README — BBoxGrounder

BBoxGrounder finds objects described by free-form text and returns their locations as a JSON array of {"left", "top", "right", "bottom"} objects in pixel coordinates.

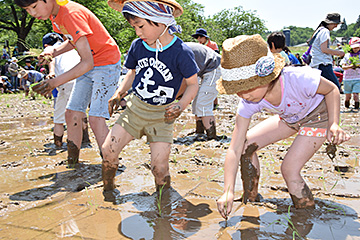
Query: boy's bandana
[{"left": 122, "top": 1, "right": 182, "bottom": 34}]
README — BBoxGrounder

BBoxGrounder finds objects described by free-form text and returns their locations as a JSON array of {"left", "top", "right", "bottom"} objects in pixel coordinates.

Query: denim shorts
[
  {"left": 67, "top": 60, "right": 121, "bottom": 119},
  {"left": 343, "top": 79, "right": 360, "bottom": 94}
]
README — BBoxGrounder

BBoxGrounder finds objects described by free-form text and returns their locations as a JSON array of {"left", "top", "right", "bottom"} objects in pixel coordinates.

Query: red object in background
[{"left": 334, "top": 71, "right": 343, "bottom": 83}]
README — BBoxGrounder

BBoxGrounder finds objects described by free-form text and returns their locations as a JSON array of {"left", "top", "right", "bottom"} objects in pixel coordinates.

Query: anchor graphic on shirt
[{"left": 135, "top": 67, "right": 174, "bottom": 104}]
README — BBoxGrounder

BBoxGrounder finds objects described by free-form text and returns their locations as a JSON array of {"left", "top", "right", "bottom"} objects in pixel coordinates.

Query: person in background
[
  {"left": 8, "top": 57, "right": 19, "bottom": 91},
  {"left": 295, "top": 53, "right": 303, "bottom": 65},
  {"left": 42, "top": 32, "right": 91, "bottom": 149},
  {"left": 0, "top": 76, "right": 13, "bottom": 93},
  {"left": 309, "top": 13, "right": 345, "bottom": 92},
  {"left": 284, "top": 46, "right": 300, "bottom": 65},
  {"left": 18, "top": 68, "right": 44, "bottom": 97},
  {"left": 267, "top": 31, "right": 290, "bottom": 65},
  {"left": 15, "top": 0, "right": 121, "bottom": 167},
  {"left": 24, "top": 58, "right": 35, "bottom": 70},
  {"left": 340, "top": 37, "right": 360, "bottom": 109},
  {"left": 12, "top": 46, "right": 19, "bottom": 57},
  {"left": 191, "top": 28, "right": 219, "bottom": 54},
  {"left": 185, "top": 42, "right": 221, "bottom": 140}
]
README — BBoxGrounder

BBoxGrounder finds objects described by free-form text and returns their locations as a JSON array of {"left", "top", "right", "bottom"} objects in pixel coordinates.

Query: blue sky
[{"left": 191, "top": 0, "right": 359, "bottom": 31}]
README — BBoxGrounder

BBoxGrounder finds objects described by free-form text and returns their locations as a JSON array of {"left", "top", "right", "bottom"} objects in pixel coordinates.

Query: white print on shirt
[
  {"left": 135, "top": 57, "right": 174, "bottom": 104},
  {"left": 135, "top": 67, "right": 174, "bottom": 105}
]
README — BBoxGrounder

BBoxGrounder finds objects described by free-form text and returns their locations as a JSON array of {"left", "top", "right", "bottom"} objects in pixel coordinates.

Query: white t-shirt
[{"left": 310, "top": 27, "right": 333, "bottom": 68}]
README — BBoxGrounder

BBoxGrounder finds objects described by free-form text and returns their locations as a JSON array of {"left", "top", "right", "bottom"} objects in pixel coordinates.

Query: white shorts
[
  {"left": 192, "top": 66, "right": 221, "bottom": 117},
  {"left": 54, "top": 81, "right": 74, "bottom": 124}
]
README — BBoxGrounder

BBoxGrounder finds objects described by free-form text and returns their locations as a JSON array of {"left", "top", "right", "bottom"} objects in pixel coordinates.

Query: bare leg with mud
[
  {"left": 202, "top": 116, "right": 217, "bottom": 140},
  {"left": 81, "top": 114, "right": 91, "bottom": 146},
  {"left": 281, "top": 135, "right": 325, "bottom": 209},
  {"left": 65, "top": 109, "right": 82, "bottom": 166},
  {"left": 150, "top": 142, "right": 171, "bottom": 192},
  {"left": 53, "top": 123, "right": 64, "bottom": 148},
  {"left": 101, "top": 124, "right": 134, "bottom": 204}
]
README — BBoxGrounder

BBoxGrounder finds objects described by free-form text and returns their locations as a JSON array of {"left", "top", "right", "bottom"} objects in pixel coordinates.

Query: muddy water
[{"left": 0, "top": 94, "right": 359, "bottom": 239}]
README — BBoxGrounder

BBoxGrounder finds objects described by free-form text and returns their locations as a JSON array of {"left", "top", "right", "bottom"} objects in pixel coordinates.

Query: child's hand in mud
[
  {"left": 327, "top": 123, "right": 350, "bottom": 145},
  {"left": 217, "top": 191, "right": 234, "bottom": 220},
  {"left": 108, "top": 91, "right": 127, "bottom": 116},
  {"left": 31, "top": 79, "right": 54, "bottom": 98},
  {"left": 164, "top": 103, "right": 182, "bottom": 123}
]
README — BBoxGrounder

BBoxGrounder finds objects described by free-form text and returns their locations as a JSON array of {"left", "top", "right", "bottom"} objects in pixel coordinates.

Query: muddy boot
[
  {"left": 355, "top": 102, "right": 359, "bottom": 109},
  {"left": 54, "top": 134, "right": 63, "bottom": 148},
  {"left": 81, "top": 117, "right": 91, "bottom": 147},
  {"left": 290, "top": 183, "right": 315, "bottom": 209},
  {"left": 67, "top": 140, "right": 80, "bottom": 167},
  {"left": 195, "top": 120, "right": 205, "bottom": 134},
  {"left": 102, "top": 160, "right": 121, "bottom": 205},
  {"left": 205, "top": 124, "right": 217, "bottom": 140},
  {"left": 155, "top": 175, "right": 171, "bottom": 192},
  {"left": 345, "top": 100, "right": 350, "bottom": 108}
]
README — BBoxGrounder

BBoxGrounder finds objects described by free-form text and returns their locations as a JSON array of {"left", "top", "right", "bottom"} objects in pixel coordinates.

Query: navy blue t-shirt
[{"left": 125, "top": 36, "right": 199, "bottom": 105}]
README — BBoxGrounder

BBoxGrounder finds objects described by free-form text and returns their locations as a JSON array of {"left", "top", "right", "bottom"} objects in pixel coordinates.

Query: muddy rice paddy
[{"left": 0, "top": 93, "right": 359, "bottom": 239}]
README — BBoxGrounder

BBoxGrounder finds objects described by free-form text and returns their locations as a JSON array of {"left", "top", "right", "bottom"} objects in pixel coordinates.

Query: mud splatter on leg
[
  {"left": 67, "top": 140, "right": 80, "bottom": 166},
  {"left": 102, "top": 159, "right": 121, "bottom": 204},
  {"left": 240, "top": 143, "right": 260, "bottom": 204},
  {"left": 290, "top": 183, "right": 315, "bottom": 209},
  {"left": 156, "top": 175, "right": 171, "bottom": 192},
  {"left": 81, "top": 116, "right": 91, "bottom": 145}
]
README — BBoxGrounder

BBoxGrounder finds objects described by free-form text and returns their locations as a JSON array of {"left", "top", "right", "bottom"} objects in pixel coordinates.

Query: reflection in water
[{"left": 118, "top": 188, "right": 212, "bottom": 239}]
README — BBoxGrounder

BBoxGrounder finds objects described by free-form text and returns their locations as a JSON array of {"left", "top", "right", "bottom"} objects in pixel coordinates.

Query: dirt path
[{"left": 0, "top": 93, "right": 359, "bottom": 239}]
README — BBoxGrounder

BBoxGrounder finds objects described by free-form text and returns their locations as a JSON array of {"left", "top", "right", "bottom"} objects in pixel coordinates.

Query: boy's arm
[
  {"left": 164, "top": 73, "right": 198, "bottom": 123},
  {"left": 316, "top": 76, "right": 350, "bottom": 144},
  {"left": 108, "top": 69, "right": 135, "bottom": 116},
  {"left": 32, "top": 36, "right": 94, "bottom": 96},
  {"left": 217, "top": 114, "right": 250, "bottom": 219}
]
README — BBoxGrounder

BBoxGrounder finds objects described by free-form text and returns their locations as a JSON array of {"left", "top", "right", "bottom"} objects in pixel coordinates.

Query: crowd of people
[{"left": 5, "top": 0, "right": 356, "bottom": 221}]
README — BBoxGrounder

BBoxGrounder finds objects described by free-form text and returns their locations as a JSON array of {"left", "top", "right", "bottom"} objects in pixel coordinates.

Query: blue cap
[
  {"left": 191, "top": 28, "right": 209, "bottom": 38},
  {"left": 42, "top": 33, "right": 64, "bottom": 47}
]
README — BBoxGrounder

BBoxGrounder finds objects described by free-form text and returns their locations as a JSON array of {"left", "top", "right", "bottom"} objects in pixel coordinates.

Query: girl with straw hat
[{"left": 216, "top": 34, "right": 350, "bottom": 219}]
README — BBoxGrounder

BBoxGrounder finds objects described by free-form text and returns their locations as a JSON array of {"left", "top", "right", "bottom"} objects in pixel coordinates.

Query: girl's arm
[
  {"left": 217, "top": 114, "right": 250, "bottom": 219},
  {"left": 320, "top": 40, "right": 345, "bottom": 57},
  {"left": 108, "top": 69, "right": 135, "bottom": 116},
  {"left": 164, "top": 73, "right": 198, "bottom": 123},
  {"left": 316, "top": 77, "right": 350, "bottom": 144}
]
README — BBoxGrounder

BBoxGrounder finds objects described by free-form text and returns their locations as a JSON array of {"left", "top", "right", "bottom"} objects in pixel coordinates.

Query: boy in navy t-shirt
[{"left": 102, "top": 0, "right": 199, "bottom": 204}]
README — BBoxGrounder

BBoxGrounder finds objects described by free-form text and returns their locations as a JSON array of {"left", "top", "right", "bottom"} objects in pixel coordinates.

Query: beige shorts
[
  {"left": 282, "top": 99, "right": 328, "bottom": 137},
  {"left": 115, "top": 94, "right": 174, "bottom": 143}
]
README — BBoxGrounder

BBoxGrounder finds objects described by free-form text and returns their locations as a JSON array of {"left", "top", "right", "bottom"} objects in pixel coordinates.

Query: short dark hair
[
  {"left": 14, "top": 0, "right": 46, "bottom": 8},
  {"left": 267, "top": 32, "right": 286, "bottom": 50},
  {"left": 122, "top": 12, "right": 159, "bottom": 27}
]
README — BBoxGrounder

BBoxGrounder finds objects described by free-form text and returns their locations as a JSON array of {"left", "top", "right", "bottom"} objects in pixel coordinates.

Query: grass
[
  {"left": 84, "top": 182, "right": 99, "bottom": 212},
  {"left": 156, "top": 183, "right": 166, "bottom": 217},
  {"left": 268, "top": 205, "right": 303, "bottom": 240}
]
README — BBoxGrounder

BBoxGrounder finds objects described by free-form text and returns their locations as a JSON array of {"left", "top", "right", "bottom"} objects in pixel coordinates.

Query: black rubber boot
[
  {"left": 355, "top": 101, "right": 359, "bottom": 109},
  {"left": 345, "top": 100, "right": 350, "bottom": 108}
]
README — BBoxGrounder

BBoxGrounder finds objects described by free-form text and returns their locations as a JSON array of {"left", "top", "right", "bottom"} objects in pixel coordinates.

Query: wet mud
[{"left": 0, "top": 94, "right": 359, "bottom": 239}]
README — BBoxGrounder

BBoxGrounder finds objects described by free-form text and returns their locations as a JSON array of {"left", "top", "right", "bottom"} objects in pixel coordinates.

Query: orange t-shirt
[
  {"left": 50, "top": 1, "right": 120, "bottom": 66},
  {"left": 206, "top": 40, "right": 219, "bottom": 52}
]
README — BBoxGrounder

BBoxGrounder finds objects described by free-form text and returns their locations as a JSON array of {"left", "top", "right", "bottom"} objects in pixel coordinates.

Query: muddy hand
[
  {"left": 38, "top": 53, "right": 53, "bottom": 65},
  {"left": 164, "top": 103, "right": 182, "bottom": 123},
  {"left": 108, "top": 91, "right": 127, "bottom": 116},
  {"left": 31, "top": 80, "right": 53, "bottom": 97},
  {"left": 217, "top": 191, "right": 234, "bottom": 220}
]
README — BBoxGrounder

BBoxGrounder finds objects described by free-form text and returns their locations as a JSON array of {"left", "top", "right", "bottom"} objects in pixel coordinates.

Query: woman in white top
[{"left": 310, "top": 13, "right": 345, "bottom": 91}]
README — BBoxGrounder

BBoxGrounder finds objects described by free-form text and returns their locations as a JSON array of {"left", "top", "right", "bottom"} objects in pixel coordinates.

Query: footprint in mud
[{"left": 174, "top": 133, "right": 230, "bottom": 146}]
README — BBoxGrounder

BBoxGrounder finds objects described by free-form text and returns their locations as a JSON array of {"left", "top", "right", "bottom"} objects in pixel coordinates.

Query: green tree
[
  {"left": 209, "top": 6, "right": 267, "bottom": 45},
  {"left": 0, "top": 0, "right": 36, "bottom": 51}
]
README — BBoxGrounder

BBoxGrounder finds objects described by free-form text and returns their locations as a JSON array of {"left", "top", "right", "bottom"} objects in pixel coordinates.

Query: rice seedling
[{"left": 156, "top": 183, "right": 166, "bottom": 217}]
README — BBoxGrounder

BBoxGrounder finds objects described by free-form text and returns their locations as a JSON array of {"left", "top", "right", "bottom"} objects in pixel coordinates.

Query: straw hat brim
[
  {"left": 107, "top": 0, "right": 183, "bottom": 17},
  {"left": 216, "top": 53, "right": 285, "bottom": 95}
]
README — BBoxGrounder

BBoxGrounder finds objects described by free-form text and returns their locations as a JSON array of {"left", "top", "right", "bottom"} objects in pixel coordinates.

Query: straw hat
[
  {"left": 216, "top": 34, "right": 285, "bottom": 95},
  {"left": 108, "top": 0, "right": 183, "bottom": 17}
]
